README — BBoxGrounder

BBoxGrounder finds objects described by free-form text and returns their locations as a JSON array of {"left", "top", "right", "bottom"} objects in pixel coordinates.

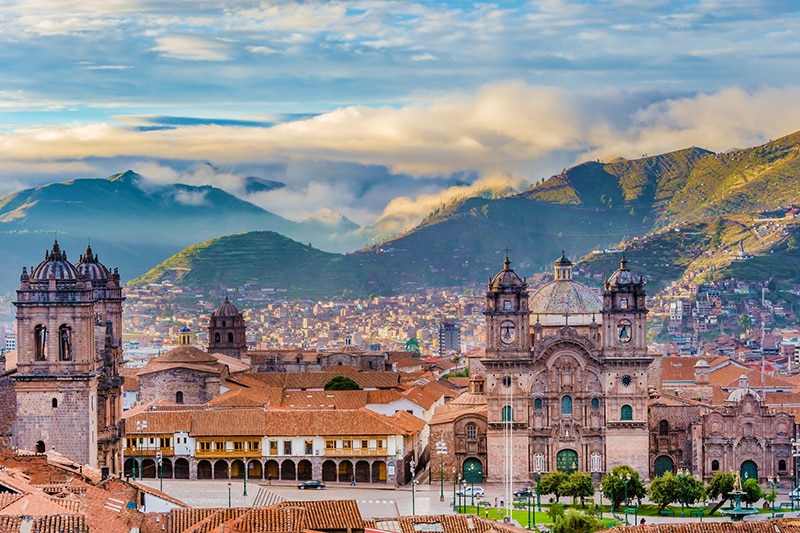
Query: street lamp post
[
  {"left": 436, "top": 441, "right": 447, "bottom": 502},
  {"left": 410, "top": 459, "right": 417, "bottom": 516},
  {"left": 679, "top": 462, "right": 687, "bottom": 517},
  {"left": 135, "top": 419, "right": 147, "bottom": 480},
  {"left": 768, "top": 476, "right": 779, "bottom": 518},
  {"left": 131, "top": 445, "right": 137, "bottom": 481},
  {"left": 461, "top": 478, "right": 467, "bottom": 513},
  {"left": 623, "top": 473, "right": 631, "bottom": 526},
  {"left": 243, "top": 459, "right": 248, "bottom": 496},
  {"left": 228, "top": 481, "right": 231, "bottom": 508},
  {"left": 792, "top": 439, "right": 800, "bottom": 510},
  {"left": 536, "top": 464, "right": 543, "bottom": 512},
  {"left": 453, "top": 469, "right": 458, "bottom": 512},
  {"left": 468, "top": 463, "right": 478, "bottom": 509}
]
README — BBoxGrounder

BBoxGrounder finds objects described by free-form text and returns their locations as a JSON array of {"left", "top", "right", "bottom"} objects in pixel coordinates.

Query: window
[
  {"left": 234, "top": 441, "right": 244, "bottom": 451},
  {"left": 215, "top": 441, "right": 225, "bottom": 451},
  {"left": 228, "top": 332, "right": 234, "bottom": 343},
  {"left": 283, "top": 441, "right": 292, "bottom": 455},
  {"left": 621, "top": 405, "right": 633, "bottom": 421},
  {"left": 534, "top": 398, "right": 543, "bottom": 409},
  {"left": 466, "top": 424, "right": 477, "bottom": 439},
  {"left": 361, "top": 439, "right": 368, "bottom": 449},
  {"left": 214, "top": 333, "right": 220, "bottom": 342},
  {"left": 270, "top": 441, "right": 278, "bottom": 455},
  {"left": 501, "top": 405, "right": 513, "bottom": 422},
  {"left": 779, "top": 459, "right": 787, "bottom": 471},
  {"left": 306, "top": 440, "right": 313, "bottom": 454},
  {"left": 58, "top": 324, "right": 72, "bottom": 361},
  {"left": 34, "top": 325, "right": 47, "bottom": 360},
  {"left": 325, "top": 440, "right": 336, "bottom": 450},
  {"left": 377, "top": 440, "right": 385, "bottom": 449},
  {"left": 343, "top": 439, "right": 352, "bottom": 449},
  {"left": 561, "top": 396, "right": 573, "bottom": 415},
  {"left": 52, "top": 398, "right": 58, "bottom": 408},
  {"left": 712, "top": 460, "right": 720, "bottom": 471},
  {"left": 659, "top": 419, "right": 669, "bottom": 436},
  {"left": 251, "top": 441, "right": 260, "bottom": 451},
  {"left": 198, "top": 441, "right": 212, "bottom": 451},
  {"left": 176, "top": 391, "right": 184, "bottom": 404},
  {"left": 591, "top": 398, "right": 599, "bottom": 409},
  {"left": 503, "top": 300, "right": 511, "bottom": 310},
  {"left": 160, "top": 437, "right": 172, "bottom": 448}
]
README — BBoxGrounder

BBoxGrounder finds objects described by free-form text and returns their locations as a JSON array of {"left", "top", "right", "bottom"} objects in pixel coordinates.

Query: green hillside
[{"left": 130, "top": 130, "right": 800, "bottom": 298}]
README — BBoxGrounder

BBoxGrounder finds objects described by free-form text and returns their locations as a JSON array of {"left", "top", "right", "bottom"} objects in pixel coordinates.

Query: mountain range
[{"left": 5, "top": 131, "right": 800, "bottom": 299}]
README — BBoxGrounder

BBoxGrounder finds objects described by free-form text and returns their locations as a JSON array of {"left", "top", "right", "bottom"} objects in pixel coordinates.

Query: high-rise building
[
  {"left": 438, "top": 321, "right": 460, "bottom": 357},
  {"left": 12, "top": 242, "right": 124, "bottom": 475}
]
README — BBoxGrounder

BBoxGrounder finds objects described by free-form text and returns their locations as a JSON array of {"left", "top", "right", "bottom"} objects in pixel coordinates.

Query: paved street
[{"left": 139, "top": 479, "right": 798, "bottom": 524}]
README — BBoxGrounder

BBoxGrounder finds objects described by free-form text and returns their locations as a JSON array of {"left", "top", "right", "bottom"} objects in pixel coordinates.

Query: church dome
[
  {"left": 605, "top": 256, "right": 642, "bottom": 289},
  {"left": 529, "top": 252, "right": 602, "bottom": 316},
  {"left": 76, "top": 244, "right": 110, "bottom": 280},
  {"left": 489, "top": 256, "right": 525, "bottom": 291},
  {"left": 726, "top": 373, "right": 761, "bottom": 403},
  {"left": 31, "top": 241, "right": 79, "bottom": 281},
  {"left": 212, "top": 297, "right": 240, "bottom": 317}
]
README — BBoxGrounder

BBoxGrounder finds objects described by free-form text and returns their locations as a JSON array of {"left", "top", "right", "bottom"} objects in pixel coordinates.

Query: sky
[{"left": 3, "top": 0, "right": 800, "bottom": 239}]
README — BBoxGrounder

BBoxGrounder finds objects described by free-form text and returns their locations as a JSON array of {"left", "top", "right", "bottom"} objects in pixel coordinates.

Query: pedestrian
[
  {"left": 351, "top": 475, "right": 356, "bottom": 486},
  {"left": 267, "top": 473, "right": 272, "bottom": 485},
  {"left": 495, "top": 497, "right": 498, "bottom": 507},
  {"left": 500, "top": 496, "right": 504, "bottom": 507},
  {"left": 640, "top": 518, "right": 646, "bottom": 525}
]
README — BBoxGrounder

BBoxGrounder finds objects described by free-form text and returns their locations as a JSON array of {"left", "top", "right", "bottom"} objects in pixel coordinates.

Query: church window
[
  {"left": 34, "top": 325, "right": 47, "bottom": 360},
  {"left": 501, "top": 405, "right": 513, "bottom": 422},
  {"left": 227, "top": 332, "right": 234, "bottom": 343},
  {"left": 621, "top": 405, "right": 633, "bottom": 420},
  {"left": 52, "top": 398, "right": 58, "bottom": 408},
  {"left": 58, "top": 324, "right": 72, "bottom": 361},
  {"left": 712, "top": 460, "right": 720, "bottom": 471},
  {"left": 36, "top": 441, "right": 45, "bottom": 453},
  {"left": 779, "top": 459, "right": 787, "bottom": 471},
  {"left": 467, "top": 424, "right": 477, "bottom": 439},
  {"left": 561, "top": 395, "right": 573, "bottom": 415},
  {"left": 591, "top": 398, "right": 599, "bottom": 409},
  {"left": 503, "top": 300, "right": 511, "bottom": 310},
  {"left": 214, "top": 333, "right": 220, "bottom": 343},
  {"left": 534, "top": 398, "right": 543, "bottom": 409},
  {"left": 620, "top": 298, "right": 628, "bottom": 309},
  {"left": 659, "top": 419, "right": 669, "bottom": 436},
  {"left": 176, "top": 391, "right": 184, "bottom": 404},
  {"left": 222, "top": 320, "right": 227, "bottom": 327}
]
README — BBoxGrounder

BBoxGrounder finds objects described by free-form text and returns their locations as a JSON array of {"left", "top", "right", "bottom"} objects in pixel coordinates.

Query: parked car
[
  {"left": 514, "top": 487, "right": 534, "bottom": 498},
  {"left": 298, "top": 479, "right": 325, "bottom": 490},
  {"left": 457, "top": 486, "right": 485, "bottom": 497}
]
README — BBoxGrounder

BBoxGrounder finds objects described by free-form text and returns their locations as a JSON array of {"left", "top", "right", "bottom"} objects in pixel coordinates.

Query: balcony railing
[
  {"left": 324, "top": 448, "right": 387, "bottom": 457},
  {"left": 195, "top": 449, "right": 263, "bottom": 458}
]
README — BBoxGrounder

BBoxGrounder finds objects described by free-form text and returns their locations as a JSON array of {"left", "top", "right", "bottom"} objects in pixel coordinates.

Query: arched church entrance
[
  {"left": 556, "top": 449, "right": 578, "bottom": 474},
  {"left": 653, "top": 455, "right": 674, "bottom": 477},
  {"left": 740, "top": 460, "right": 758, "bottom": 482},
  {"left": 463, "top": 457, "right": 483, "bottom": 482}
]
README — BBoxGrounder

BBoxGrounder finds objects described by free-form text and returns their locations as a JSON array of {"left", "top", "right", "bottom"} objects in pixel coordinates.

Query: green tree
[
  {"left": 540, "top": 471, "right": 570, "bottom": 502},
  {"left": 707, "top": 472, "right": 736, "bottom": 503},
  {"left": 675, "top": 472, "right": 706, "bottom": 510},
  {"left": 552, "top": 510, "right": 604, "bottom": 533},
  {"left": 600, "top": 465, "right": 646, "bottom": 511},
  {"left": 564, "top": 471, "right": 595, "bottom": 507},
  {"left": 741, "top": 478, "right": 763, "bottom": 507},
  {"left": 548, "top": 502, "right": 565, "bottom": 523},
  {"left": 738, "top": 314, "right": 753, "bottom": 332},
  {"left": 323, "top": 376, "right": 361, "bottom": 390},
  {"left": 648, "top": 472, "right": 679, "bottom": 511}
]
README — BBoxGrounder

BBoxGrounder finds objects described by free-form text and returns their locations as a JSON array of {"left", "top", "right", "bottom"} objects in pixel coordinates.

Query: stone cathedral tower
[
  {"left": 12, "top": 242, "right": 124, "bottom": 475},
  {"left": 207, "top": 296, "right": 247, "bottom": 357}
]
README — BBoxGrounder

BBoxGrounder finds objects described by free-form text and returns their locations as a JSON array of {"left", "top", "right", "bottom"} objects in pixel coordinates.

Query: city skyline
[{"left": 2, "top": 1, "right": 800, "bottom": 234}]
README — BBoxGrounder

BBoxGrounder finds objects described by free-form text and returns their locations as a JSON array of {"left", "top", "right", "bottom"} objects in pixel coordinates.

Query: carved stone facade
[{"left": 478, "top": 254, "right": 653, "bottom": 483}]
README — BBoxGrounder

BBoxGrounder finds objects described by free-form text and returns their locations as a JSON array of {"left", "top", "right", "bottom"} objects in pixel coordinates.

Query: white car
[{"left": 457, "top": 486, "right": 485, "bottom": 497}]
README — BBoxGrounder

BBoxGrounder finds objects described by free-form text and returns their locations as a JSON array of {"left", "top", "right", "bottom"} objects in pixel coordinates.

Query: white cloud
[{"left": 151, "top": 35, "right": 234, "bottom": 61}]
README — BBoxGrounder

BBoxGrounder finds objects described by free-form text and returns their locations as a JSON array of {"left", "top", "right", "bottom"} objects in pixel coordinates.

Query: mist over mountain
[{"left": 130, "top": 131, "right": 800, "bottom": 299}]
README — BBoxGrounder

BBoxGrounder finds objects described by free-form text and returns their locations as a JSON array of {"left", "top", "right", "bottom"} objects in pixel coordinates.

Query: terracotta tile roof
[
  {"left": 263, "top": 408, "right": 419, "bottom": 437},
  {"left": 605, "top": 518, "right": 800, "bottom": 533},
  {"left": 207, "top": 387, "right": 272, "bottom": 407},
  {"left": 0, "top": 515, "right": 88, "bottom": 532},
  {"left": 713, "top": 366, "right": 794, "bottom": 389},
  {"left": 366, "top": 390, "right": 404, "bottom": 404},
  {"left": 192, "top": 408, "right": 267, "bottom": 437},
  {"left": 402, "top": 385, "right": 439, "bottom": 410},
  {"left": 365, "top": 514, "right": 528, "bottom": 533},
  {"left": 279, "top": 390, "right": 368, "bottom": 410},
  {"left": 123, "top": 408, "right": 194, "bottom": 433},
  {"left": 273, "top": 500, "right": 363, "bottom": 531},
  {"left": 388, "top": 410, "right": 427, "bottom": 433},
  {"left": 248, "top": 371, "right": 400, "bottom": 391},
  {"left": 0, "top": 492, "right": 23, "bottom": 511},
  {"left": 430, "top": 404, "right": 487, "bottom": 425},
  {"left": 211, "top": 352, "right": 252, "bottom": 374},
  {"left": 661, "top": 357, "right": 713, "bottom": 382}
]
